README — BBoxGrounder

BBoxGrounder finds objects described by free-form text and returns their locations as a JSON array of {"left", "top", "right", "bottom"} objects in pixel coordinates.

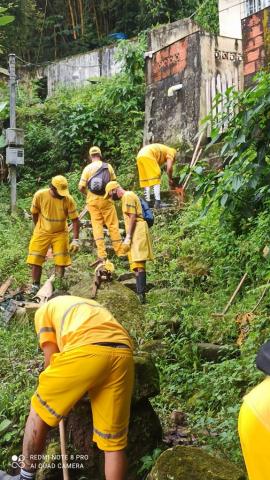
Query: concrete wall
[
  {"left": 242, "top": 6, "right": 270, "bottom": 87},
  {"left": 147, "top": 18, "right": 200, "bottom": 52},
  {"left": 144, "top": 30, "right": 243, "bottom": 146},
  {"left": 22, "top": 44, "right": 121, "bottom": 96},
  {"left": 219, "top": 0, "right": 242, "bottom": 39},
  {"left": 144, "top": 32, "right": 202, "bottom": 145}
]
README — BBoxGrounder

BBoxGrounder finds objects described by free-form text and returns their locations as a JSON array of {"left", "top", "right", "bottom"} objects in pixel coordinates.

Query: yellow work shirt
[
  {"left": 243, "top": 376, "right": 270, "bottom": 431},
  {"left": 35, "top": 295, "right": 133, "bottom": 352},
  {"left": 137, "top": 144, "right": 176, "bottom": 166},
  {"left": 121, "top": 191, "right": 144, "bottom": 231},
  {"left": 31, "top": 189, "right": 78, "bottom": 234},
  {"left": 121, "top": 191, "right": 153, "bottom": 263},
  {"left": 79, "top": 160, "right": 116, "bottom": 204}
]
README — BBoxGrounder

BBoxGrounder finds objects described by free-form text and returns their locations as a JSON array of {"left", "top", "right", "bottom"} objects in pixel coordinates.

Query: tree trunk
[
  {"left": 78, "top": 0, "right": 84, "bottom": 35},
  {"left": 67, "top": 0, "right": 77, "bottom": 39}
]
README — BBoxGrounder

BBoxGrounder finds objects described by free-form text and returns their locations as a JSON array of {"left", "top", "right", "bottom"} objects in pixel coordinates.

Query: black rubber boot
[
  {"left": 154, "top": 199, "right": 161, "bottom": 209},
  {"left": 136, "top": 270, "right": 147, "bottom": 304}
]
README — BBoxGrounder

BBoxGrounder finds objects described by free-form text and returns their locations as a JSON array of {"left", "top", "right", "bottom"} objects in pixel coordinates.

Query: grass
[{"left": 1, "top": 182, "right": 270, "bottom": 471}]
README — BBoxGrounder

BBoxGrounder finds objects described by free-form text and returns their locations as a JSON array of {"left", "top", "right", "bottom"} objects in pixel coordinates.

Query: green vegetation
[
  {"left": 2, "top": 22, "right": 270, "bottom": 477},
  {"left": 0, "top": 0, "right": 218, "bottom": 65}
]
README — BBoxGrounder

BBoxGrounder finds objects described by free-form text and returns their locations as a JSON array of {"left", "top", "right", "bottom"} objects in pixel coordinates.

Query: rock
[
  {"left": 69, "top": 279, "right": 146, "bottom": 347},
  {"left": 197, "top": 343, "right": 240, "bottom": 362},
  {"left": 133, "top": 353, "right": 160, "bottom": 402},
  {"left": 63, "top": 396, "right": 163, "bottom": 480},
  {"left": 121, "top": 277, "right": 154, "bottom": 293},
  {"left": 140, "top": 340, "right": 166, "bottom": 355},
  {"left": 117, "top": 272, "right": 134, "bottom": 282},
  {"left": 146, "top": 446, "right": 246, "bottom": 480}
]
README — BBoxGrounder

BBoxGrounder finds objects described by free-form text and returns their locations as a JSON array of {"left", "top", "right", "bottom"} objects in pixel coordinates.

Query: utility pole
[{"left": 9, "top": 53, "right": 16, "bottom": 213}]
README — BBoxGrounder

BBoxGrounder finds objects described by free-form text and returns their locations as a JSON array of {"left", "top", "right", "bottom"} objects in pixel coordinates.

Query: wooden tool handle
[{"left": 59, "top": 419, "right": 69, "bottom": 480}]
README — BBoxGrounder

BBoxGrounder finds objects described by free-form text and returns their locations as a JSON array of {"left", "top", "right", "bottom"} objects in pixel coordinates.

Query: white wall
[{"left": 219, "top": 0, "right": 242, "bottom": 39}]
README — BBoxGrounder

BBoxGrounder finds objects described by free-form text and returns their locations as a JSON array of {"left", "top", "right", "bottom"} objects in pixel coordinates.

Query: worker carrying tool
[
  {"left": 136, "top": 143, "right": 177, "bottom": 208},
  {"left": 78, "top": 146, "right": 122, "bottom": 264},
  {"left": 238, "top": 340, "right": 270, "bottom": 480},
  {"left": 26, "top": 176, "right": 80, "bottom": 296},
  {"left": 104, "top": 181, "right": 153, "bottom": 304},
  {"left": 0, "top": 295, "right": 134, "bottom": 480}
]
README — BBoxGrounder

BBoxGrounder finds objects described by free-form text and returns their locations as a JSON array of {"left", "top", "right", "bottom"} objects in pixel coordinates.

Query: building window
[{"left": 246, "top": 0, "right": 270, "bottom": 16}]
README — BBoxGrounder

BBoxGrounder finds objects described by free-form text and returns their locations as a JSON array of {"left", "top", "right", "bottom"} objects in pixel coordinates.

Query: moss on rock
[
  {"left": 146, "top": 446, "right": 246, "bottom": 480},
  {"left": 69, "top": 279, "right": 145, "bottom": 347}
]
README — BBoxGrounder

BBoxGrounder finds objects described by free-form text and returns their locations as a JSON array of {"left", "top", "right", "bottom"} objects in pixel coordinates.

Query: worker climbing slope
[
  {"left": 0, "top": 295, "right": 134, "bottom": 480},
  {"left": 79, "top": 146, "right": 122, "bottom": 263},
  {"left": 136, "top": 143, "right": 177, "bottom": 208},
  {"left": 26, "top": 175, "right": 80, "bottom": 295},
  {"left": 104, "top": 181, "right": 153, "bottom": 304}
]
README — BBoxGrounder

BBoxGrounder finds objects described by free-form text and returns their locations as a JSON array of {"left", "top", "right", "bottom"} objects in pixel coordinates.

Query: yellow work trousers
[
  {"left": 238, "top": 402, "right": 270, "bottom": 479},
  {"left": 137, "top": 155, "right": 161, "bottom": 188},
  {"left": 88, "top": 197, "right": 122, "bottom": 259}
]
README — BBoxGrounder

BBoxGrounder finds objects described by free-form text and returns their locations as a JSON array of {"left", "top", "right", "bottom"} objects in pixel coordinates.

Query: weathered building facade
[
  {"left": 242, "top": 6, "right": 270, "bottom": 87},
  {"left": 144, "top": 20, "right": 243, "bottom": 145}
]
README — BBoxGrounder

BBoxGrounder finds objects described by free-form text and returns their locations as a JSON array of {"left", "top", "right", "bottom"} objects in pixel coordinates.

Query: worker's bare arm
[
  {"left": 32, "top": 213, "right": 39, "bottom": 225},
  {"left": 72, "top": 217, "right": 80, "bottom": 239},
  {"left": 79, "top": 186, "right": 86, "bottom": 195},
  {"left": 42, "top": 341, "right": 60, "bottom": 368},
  {"left": 126, "top": 213, "right": 137, "bottom": 238}
]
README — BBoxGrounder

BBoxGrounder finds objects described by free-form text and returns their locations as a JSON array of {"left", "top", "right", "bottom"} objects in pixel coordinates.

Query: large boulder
[
  {"left": 146, "top": 446, "right": 246, "bottom": 480},
  {"left": 69, "top": 278, "right": 146, "bottom": 347}
]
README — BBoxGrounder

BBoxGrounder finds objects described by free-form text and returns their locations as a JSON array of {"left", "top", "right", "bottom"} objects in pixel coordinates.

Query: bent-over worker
[
  {"left": 104, "top": 181, "right": 153, "bottom": 304},
  {"left": 0, "top": 295, "right": 134, "bottom": 480},
  {"left": 136, "top": 143, "right": 177, "bottom": 208},
  {"left": 79, "top": 146, "right": 122, "bottom": 264},
  {"left": 26, "top": 175, "right": 79, "bottom": 295}
]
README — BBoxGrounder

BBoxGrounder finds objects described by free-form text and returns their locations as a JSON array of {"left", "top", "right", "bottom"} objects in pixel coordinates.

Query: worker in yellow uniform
[
  {"left": 136, "top": 143, "right": 177, "bottom": 208},
  {"left": 0, "top": 295, "right": 134, "bottom": 480},
  {"left": 27, "top": 176, "right": 79, "bottom": 295},
  {"left": 79, "top": 146, "right": 122, "bottom": 264},
  {"left": 104, "top": 181, "right": 153, "bottom": 304},
  {"left": 238, "top": 340, "right": 270, "bottom": 480}
]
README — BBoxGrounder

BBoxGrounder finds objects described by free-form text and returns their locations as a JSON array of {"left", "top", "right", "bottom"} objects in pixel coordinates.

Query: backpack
[
  {"left": 87, "top": 162, "right": 110, "bottom": 195},
  {"left": 140, "top": 197, "right": 154, "bottom": 228}
]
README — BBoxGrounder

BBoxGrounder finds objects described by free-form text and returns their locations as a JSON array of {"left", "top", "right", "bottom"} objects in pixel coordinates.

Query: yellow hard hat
[
  {"left": 104, "top": 180, "right": 120, "bottom": 199},
  {"left": 89, "top": 146, "right": 102, "bottom": 156},
  {"left": 51, "top": 175, "right": 69, "bottom": 197}
]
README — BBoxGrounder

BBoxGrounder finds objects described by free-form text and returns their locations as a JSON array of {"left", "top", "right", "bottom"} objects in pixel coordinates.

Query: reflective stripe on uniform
[
  {"left": 93, "top": 426, "right": 127, "bottom": 439},
  {"left": 40, "top": 213, "right": 66, "bottom": 222},
  {"left": 35, "top": 392, "right": 64, "bottom": 420},
  {"left": 60, "top": 301, "right": 104, "bottom": 335},
  {"left": 38, "top": 326, "right": 55, "bottom": 339}
]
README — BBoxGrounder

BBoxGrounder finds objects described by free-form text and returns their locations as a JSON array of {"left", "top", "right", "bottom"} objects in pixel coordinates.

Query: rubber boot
[
  {"left": 136, "top": 270, "right": 147, "bottom": 304},
  {"left": 154, "top": 199, "right": 161, "bottom": 209}
]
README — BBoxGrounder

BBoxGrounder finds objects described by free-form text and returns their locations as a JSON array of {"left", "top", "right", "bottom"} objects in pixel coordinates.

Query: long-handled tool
[
  {"left": 212, "top": 272, "right": 248, "bottom": 317},
  {"left": 172, "top": 131, "right": 204, "bottom": 204},
  {"left": 59, "top": 419, "right": 69, "bottom": 480}
]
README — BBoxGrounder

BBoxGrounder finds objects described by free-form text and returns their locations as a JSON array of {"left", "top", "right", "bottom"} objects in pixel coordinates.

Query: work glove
[
  {"left": 70, "top": 238, "right": 80, "bottom": 253},
  {"left": 118, "top": 235, "right": 131, "bottom": 256}
]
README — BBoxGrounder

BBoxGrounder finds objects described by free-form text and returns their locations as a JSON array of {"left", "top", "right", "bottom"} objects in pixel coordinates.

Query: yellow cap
[
  {"left": 51, "top": 175, "right": 69, "bottom": 197},
  {"left": 89, "top": 146, "right": 102, "bottom": 156},
  {"left": 104, "top": 180, "right": 120, "bottom": 199}
]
